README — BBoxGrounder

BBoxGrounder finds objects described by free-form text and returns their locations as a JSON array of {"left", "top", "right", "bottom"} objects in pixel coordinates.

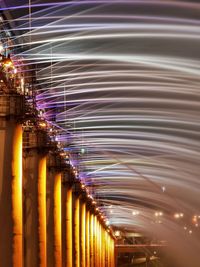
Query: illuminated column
[
  {"left": 61, "top": 180, "right": 67, "bottom": 267},
  {"left": 105, "top": 232, "right": 108, "bottom": 267},
  {"left": 0, "top": 114, "right": 23, "bottom": 267},
  {"left": 86, "top": 209, "right": 90, "bottom": 267},
  {"left": 73, "top": 189, "right": 80, "bottom": 267},
  {"left": 80, "top": 201, "right": 86, "bottom": 267},
  {"left": 90, "top": 213, "right": 94, "bottom": 267},
  {"left": 112, "top": 238, "right": 115, "bottom": 267},
  {"left": 101, "top": 225, "right": 105, "bottom": 267},
  {"left": 94, "top": 215, "right": 97, "bottom": 266},
  {"left": 108, "top": 235, "right": 111, "bottom": 267},
  {"left": 23, "top": 128, "right": 48, "bottom": 267},
  {"left": 99, "top": 223, "right": 102, "bottom": 267},
  {"left": 0, "top": 93, "right": 24, "bottom": 267},
  {"left": 66, "top": 186, "right": 73, "bottom": 267},
  {"left": 96, "top": 220, "right": 100, "bottom": 267},
  {"left": 47, "top": 153, "right": 63, "bottom": 267},
  {"left": 54, "top": 173, "right": 62, "bottom": 267}
]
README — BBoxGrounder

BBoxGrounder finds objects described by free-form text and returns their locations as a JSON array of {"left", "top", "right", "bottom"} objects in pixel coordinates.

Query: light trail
[{"left": 2, "top": 1, "right": 200, "bottom": 265}]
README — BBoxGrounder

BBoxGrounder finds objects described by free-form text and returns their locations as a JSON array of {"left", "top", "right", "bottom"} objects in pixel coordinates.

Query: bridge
[{"left": 0, "top": 1, "right": 200, "bottom": 267}]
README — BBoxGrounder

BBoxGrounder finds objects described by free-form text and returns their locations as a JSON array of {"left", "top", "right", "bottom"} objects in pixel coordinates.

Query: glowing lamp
[
  {"left": 106, "top": 220, "right": 110, "bottom": 226},
  {"left": 2, "top": 57, "right": 13, "bottom": 67},
  {"left": 115, "top": 231, "right": 120, "bottom": 237},
  {"left": 81, "top": 184, "right": 85, "bottom": 189},
  {"left": 39, "top": 121, "right": 46, "bottom": 128}
]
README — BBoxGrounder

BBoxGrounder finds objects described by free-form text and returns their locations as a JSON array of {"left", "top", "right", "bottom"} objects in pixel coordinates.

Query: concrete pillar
[
  {"left": 74, "top": 195, "right": 80, "bottom": 267},
  {"left": 96, "top": 220, "right": 101, "bottom": 267},
  {"left": 0, "top": 120, "right": 23, "bottom": 267},
  {"left": 38, "top": 156, "right": 47, "bottom": 267},
  {"left": 23, "top": 144, "right": 47, "bottom": 267},
  {"left": 61, "top": 183, "right": 67, "bottom": 267},
  {"left": 101, "top": 225, "right": 105, "bottom": 267},
  {"left": 105, "top": 232, "right": 108, "bottom": 267},
  {"left": 80, "top": 202, "right": 86, "bottom": 267},
  {"left": 94, "top": 215, "right": 97, "bottom": 266},
  {"left": 86, "top": 209, "right": 90, "bottom": 267},
  {"left": 99, "top": 223, "right": 102, "bottom": 267},
  {"left": 108, "top": 236, "right": 112, "bottom": 267},
  {"left": 54, "top": 173, "right": 62, "bottom": 267},
  {"left": 47, "top": 152, "right": 63, "bottom": 267},
  {"left": 66, "top": 187, "right": 73, "bottom": 267},
  {"left": 90, "top": 213, "right": 94, "bottom": 267},
  {"left": 110, "top": 238, "right": 114, "bottom": 267},
  {"left": 46, "top": 160, "right": 55, "bottom": 267}
]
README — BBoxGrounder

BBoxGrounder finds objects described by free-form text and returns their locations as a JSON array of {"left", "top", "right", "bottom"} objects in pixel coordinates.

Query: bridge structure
[
  {"left": 0, "top": 62, "right": 115, "bottom": 267},
  {"left": 0, "top": 2, "right": 200, "bottom": 267}
]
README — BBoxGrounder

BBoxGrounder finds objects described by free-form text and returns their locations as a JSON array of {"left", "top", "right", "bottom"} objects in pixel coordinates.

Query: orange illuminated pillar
[
  {"left": 38, "top": 156, "right": 47, "bottom": 267},
  {"left": 96, "top": 220, "right": 100, "bottom": 267},
  {"left": 86, "top": 209, "right": 90, "bottom": 267},
  {"left": 101, "top": 225, "right": 105, "bottom": 267},
  {"left": 74, "top": 195, "right": 80, "bottom": 267},
  {"left": 94, "top": 215, "right": 97, "bottom": 266},
  {"left": 47, "top": 152, "right": 63, "bottom": 267},
  {"left": 99, "top": 222, "right": 102, "bottom": 267},
  {"left": 111, "top": 238, "right": 115, "bottom": 267},
  {"left": 61, "top": 180, "right": 67, "bottom": 267},
  {"left": 80, "top": 201, "right": 86, "bottom": 267},
  {"left": 54, "top": 173, "right": 62, "bottom": 267},
  {"left": 105, "top": 232, "right": 108, "bottom": 267},
  {"left": 23, "top": 129, "right": 48, "bottom": 267},
  {"left": 66, "top": 187, "right": 73, "bottom": 267},
  {"left": 90, "top": 213, "right": 94, "bottom": 267},
  {"left": 0, "top": 123, "right": 23, "bottom": 266}
]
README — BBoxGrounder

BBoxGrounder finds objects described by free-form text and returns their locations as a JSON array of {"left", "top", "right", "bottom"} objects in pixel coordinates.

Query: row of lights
[
  {"left": 0, "top": 35, "right": 113, "bottom": 237},
  {"left": 26, "top": 82, "right": 112, "bottom": 235}
]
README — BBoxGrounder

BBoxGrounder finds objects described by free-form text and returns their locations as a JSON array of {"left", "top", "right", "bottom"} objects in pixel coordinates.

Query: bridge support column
[
  {"left": 53, "top": 173, "right": 62, "bottom": 267},
  {"left": 0, "top": 122, "right": 23, "bottom": 267},
  {"left": 101, "top": 225, "right": 105, "bottom": 267},
  {"left": 86, "top": 209, "right": 90, "bottom": 267},
  {"left": 94, "top": 215, "right": 97, "bottom": 267},
  {"left": 74, "top": 194, "right": 80, "bottom": 267},
  {"left": 96, "top": 220, "right": 100, "bottom": 267},
  {"left": 47, "top": 152, "right": 64, "bottom": 267},
  {"left": 99, "top": 223, "right": 102, "bottom": 267},
  {"left": 105, "top": 232, "right": 109, "bottom": 267},
  {"left": 80, "top": 201, "right": 86, "bottom": 267},
  {"left": 111, "top": 238, "right": 115, "bottom": 267},
  {"left": 23, "top": 128, "right": 48, "bottom": 267},
  {"left": 47, "top": 164, "right": 62, "bottom": 267},
  {"left": 90, "top": 213, "right": 94, "bottom": 267},
  {"left": 66, "top": 186, "right": 73, "bottom": 267},
  {"left": 61, "top": 181, "right": 66, "bottom": 267}
]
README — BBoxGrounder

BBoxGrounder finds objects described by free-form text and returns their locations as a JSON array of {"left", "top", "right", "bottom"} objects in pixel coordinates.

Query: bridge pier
[
  {"left": 90, "top": 213, "right": 94, "bottom": 267},
  {"left": 47, "top": 152, "right": 63, "bottom": 267},
  {"left": 86, "top": 209, "right": 90, "bottom": 267},
  {"left": 73, "top": 192, "right": 80, "bottom": 267},
  {"left": 65, "top": 185, "right": 73, "bottom": 267},
  {"left": 23, "top": 128, "right": 48, "bottom": 267},
  {"left": 0, "top": 90, "right": 115, "bottom": 267},
  {"left": 80, "top": 201, "right": 86, "bottom": 267},
  {"left": 0, "top": 94, "right": 24, "bottom": 267}
]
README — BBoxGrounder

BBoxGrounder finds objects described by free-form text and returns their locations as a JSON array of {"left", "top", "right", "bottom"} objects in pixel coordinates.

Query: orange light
[
  {"left": 54, "top": 173, "right": 62, "bottom": 267},
  {"left": 12, "top": 124, "right": 23, "bottom": 266},
  {"left": 3, "top": 57, "right": 13, "bottom": 67},
  {"left": 39, "top": 121, "right": 46, "bottom": 128}
]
